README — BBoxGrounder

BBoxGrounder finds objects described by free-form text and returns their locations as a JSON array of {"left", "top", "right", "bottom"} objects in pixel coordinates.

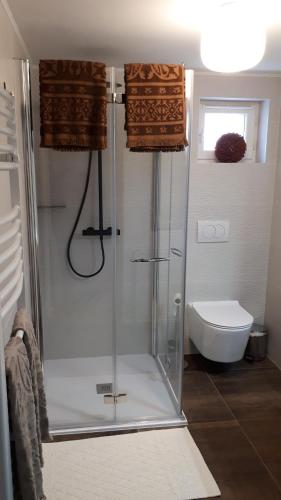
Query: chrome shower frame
[{"left": 20, "top": 59, "right": 44, "bottom": 359}]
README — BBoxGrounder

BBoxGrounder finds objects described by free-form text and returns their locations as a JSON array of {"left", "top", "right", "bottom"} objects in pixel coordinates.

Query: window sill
[{"left": 196, "top": 158, "right": 265, "bottom": 166}]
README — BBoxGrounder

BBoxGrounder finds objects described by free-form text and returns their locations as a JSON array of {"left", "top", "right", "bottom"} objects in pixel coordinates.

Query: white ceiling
[{"left": 7, "top": 0, "right": 281, "bottom": 71}]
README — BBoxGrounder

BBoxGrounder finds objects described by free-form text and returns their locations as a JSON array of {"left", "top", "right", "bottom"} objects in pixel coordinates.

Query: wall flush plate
[{"left": 197, "top": 220, "right": 230, "bottom": 243}]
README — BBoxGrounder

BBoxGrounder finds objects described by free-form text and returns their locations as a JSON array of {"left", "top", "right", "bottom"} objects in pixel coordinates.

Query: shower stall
[{"left": 27, "top": 65, "right": 191, "bottom": 434}]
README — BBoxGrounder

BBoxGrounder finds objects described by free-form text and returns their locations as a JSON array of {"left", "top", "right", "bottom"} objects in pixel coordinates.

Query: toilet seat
[{"left": 192, "top": 300, "right": 253, "bottom": 330}]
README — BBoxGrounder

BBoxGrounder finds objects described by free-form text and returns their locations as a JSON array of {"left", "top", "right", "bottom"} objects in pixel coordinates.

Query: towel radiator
[{"left": 0, "top": 78, "right": 26, "bottom": 500}]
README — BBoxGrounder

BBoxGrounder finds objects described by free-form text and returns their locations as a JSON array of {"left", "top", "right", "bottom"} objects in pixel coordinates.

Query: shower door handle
[
  {"left": 171, "top": 247, "right": 183, "bottom": 257},
  {"left": 130, "top": 257, "right": 170, "bottom": 263}
]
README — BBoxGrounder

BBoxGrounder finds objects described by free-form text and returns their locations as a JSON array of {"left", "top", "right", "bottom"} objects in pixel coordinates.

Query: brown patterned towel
[
  {"left": 5, "top": 337, "right": 46, "bottom": 500},
  {"left": 124, "top": 63, "right": 188, "bottom": 152},
  {"left": 40, "top": 60, "right": 107, "bottom": 151},
  {"left": 12, "top": 309, "right": 51, "bottom": 467}
]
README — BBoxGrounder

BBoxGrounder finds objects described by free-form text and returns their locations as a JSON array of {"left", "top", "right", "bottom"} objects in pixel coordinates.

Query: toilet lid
[{"left": 192, "top": 301, "right": 253, "bottom": 329}]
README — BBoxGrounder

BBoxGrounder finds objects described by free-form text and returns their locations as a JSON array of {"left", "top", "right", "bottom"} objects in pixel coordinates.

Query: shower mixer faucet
[{"left": 82, "top": 226, "right": 121, "bottom": 237}]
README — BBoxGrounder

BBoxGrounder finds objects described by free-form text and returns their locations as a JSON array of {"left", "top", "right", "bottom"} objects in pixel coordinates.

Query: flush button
[
  {"left": 202, "top": 224, "right": 216, "bottom": 239},
  {"left": 197, "top": 220, "right": 230, "bottom": 243}
]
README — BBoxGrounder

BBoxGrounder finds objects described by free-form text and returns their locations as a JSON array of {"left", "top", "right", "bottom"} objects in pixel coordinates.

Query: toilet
[{"left": 188, "top": 301, "right": 254, "bottom": 363}]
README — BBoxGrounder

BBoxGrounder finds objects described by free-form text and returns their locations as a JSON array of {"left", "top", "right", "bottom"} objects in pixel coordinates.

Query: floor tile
[
  {"left": 210, "top": 369, "right": 281, "bottom": 420},
  {"left": 189, "top": 421, "right": 281, "bottom": 500},
  {"left": 184, "top": 354, "right": 277, "bottom": 374},
  {"left": 240, "top": 418, "right": 281, "bottom": 490},
  {"left": 184, "top": 354, "right": 207, "bottom": 371},
  {"left": 226, "top": 358, "right": 277, "bottom": 372},
  {"left": 182, "top": 371, "right": 234, "bottom": 423}
]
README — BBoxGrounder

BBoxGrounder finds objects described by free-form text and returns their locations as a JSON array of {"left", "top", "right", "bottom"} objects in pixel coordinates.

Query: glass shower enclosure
[{"left": 28, "top": 65, "right": 191, "bottom": 434}]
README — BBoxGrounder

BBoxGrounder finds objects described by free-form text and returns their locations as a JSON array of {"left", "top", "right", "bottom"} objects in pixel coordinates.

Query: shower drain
[{"left": 96, "top": 383, "right": 113, "bottom": 394}]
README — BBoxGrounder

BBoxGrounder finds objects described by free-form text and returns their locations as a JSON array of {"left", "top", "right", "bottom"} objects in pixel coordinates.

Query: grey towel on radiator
[
  {"left": 5, "top": 337, "right": 46, "bottom": 500},
  {"left": 12, "top": 309, "right": 51, "bottom": 465}
]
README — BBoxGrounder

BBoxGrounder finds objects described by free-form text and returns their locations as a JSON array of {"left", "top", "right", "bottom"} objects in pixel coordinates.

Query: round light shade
[{"left": 200, "top": 1, "right": 266, "bottom": 72}]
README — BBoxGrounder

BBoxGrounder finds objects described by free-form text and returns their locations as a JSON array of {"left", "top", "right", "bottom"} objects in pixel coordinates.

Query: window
[{"left": 198, "top": 100, "right": 260, "bottom": 161}]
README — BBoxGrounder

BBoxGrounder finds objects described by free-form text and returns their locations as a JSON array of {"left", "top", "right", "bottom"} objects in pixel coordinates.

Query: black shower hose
[{"left": 66, "top": 151, "right": 105, "bottom": 278}]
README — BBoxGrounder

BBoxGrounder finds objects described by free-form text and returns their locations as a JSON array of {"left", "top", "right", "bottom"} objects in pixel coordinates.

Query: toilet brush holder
[{"left": 245, "top": 324, "right": 268, "bottom": 362}]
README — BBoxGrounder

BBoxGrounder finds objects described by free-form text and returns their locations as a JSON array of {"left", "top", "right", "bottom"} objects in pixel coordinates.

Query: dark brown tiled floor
[{"left": 183, "top": 354, "right": 281, "bottom": 499}]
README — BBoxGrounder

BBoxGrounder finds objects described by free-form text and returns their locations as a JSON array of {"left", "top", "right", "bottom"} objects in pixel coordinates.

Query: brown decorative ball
[{"left": 215, "top": 133, "right": 247, "bottom": 163}]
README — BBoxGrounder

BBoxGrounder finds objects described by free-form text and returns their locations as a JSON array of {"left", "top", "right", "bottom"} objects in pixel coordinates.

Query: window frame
[{"left": 198, "top": 99, "right": 259, "bottom": 161}]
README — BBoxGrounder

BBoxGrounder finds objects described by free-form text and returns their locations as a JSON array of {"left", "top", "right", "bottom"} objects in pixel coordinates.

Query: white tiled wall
[
  {"left": 185, "top": 72, "right": 281, "bottom": 353},
  {"left": 32, "top": 67, "right": 189, "bottom": 361},
  {"left": 32, "top": 68, "right": 156, "bottom": 359}
]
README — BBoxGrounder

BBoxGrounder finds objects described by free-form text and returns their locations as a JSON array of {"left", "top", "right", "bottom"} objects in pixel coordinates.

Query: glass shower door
[
  {"left": 114, "top": 148, "right": 176, "bottom": 424},
  {"left": 113, "top": 67, "right": 188, "bottom": 424},
  {"left": 32, "top": 66, "right": 116, "bottom": 431},
  {"left": 156, "top": 151, "right": 188, "bottom": 409}
]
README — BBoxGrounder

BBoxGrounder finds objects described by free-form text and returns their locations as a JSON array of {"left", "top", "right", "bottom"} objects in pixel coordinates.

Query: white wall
[
  {"left": 33, "top": 65, "right": 281, "bottom": 360},
  {"left": 0, "top": 1, "right": 28, "bottom": 59},
  {"left": 0, "top": 0, "right": 28, "bottom": 218},
  {"left": 32, "top": 66, "right": 189, "bottom": 361},
  {"left": 185, "top": 72, "right": 281, "bottom": 353},
  {"left": 0, "top": 2, "right": 30, "bottom": 340},
  {"left": 32, "top": 68, "right": 155, "bottom": 359},
  {"left": 265, "top": 127, "right": 281, "bottom": 368}
]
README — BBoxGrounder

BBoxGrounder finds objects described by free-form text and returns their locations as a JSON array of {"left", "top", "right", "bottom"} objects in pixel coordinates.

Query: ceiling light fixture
[{"left": 200, "top": 1, "right": 266, "bottom": 72}]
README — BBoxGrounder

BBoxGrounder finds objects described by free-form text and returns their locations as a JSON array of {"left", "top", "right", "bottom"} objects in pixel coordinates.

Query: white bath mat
[{"left": 43, "top": 428, "right": 220, "bottom": 500}]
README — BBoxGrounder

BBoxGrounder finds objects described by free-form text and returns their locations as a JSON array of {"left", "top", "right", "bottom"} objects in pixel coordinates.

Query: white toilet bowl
[{"left": 188, "top": 300, "right": 253, "bottom": 363}]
